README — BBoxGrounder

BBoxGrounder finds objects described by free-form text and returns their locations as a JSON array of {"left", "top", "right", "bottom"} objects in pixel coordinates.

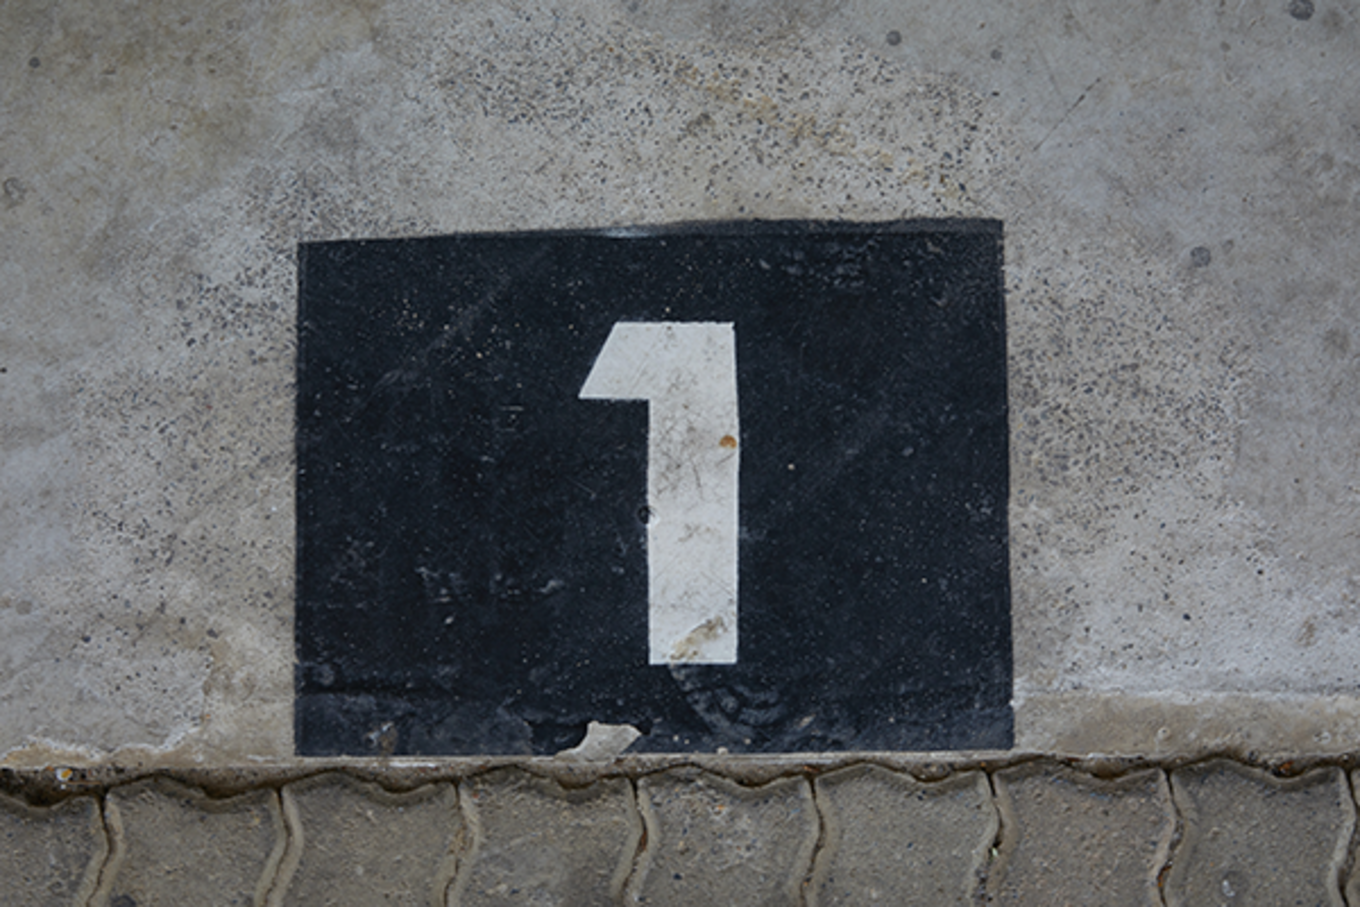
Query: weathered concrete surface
[
  {"left": 97, "top": 778, "right": 284, "bottom": 907},
  {"left": 989, "top": 763, "right": 1173, "bottom": 906},
  {"left": 1166, "top": 760, "right": 1354, "bottom": 907},
  {"left": 631, "top": 768, "right": 817, "bottom": 905},
  {"left": 809, "top": 764, "right": 996, "bottom": 905},
  {"left": 276, "top": 773, "right": 462, "bottom": 906},
  {"left": 456, "top": 768, "right": 640, "bottom": 906},
  {"left": 0, "top": 790, "right": 105, "bottom": 906},
  {"left": 1, "top": 0, "right": 1358, "bottom": 763}
]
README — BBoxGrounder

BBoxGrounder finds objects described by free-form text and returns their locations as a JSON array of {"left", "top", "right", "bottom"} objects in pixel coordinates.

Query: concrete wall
[{"left": 1, "top": 0, "right": 1357, "bottom": 764}]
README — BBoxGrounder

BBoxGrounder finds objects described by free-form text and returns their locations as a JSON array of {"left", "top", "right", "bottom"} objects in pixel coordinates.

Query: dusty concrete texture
[
  {"left": 809, "top": 764, "right": 996, "bottom": 905},
  {"left": 0, "top": 0, "right": 1358, "bottom": 764},
  {"left": 631, "top": 768, "right": 817, "bottom": 905},
  {"left": 456, "top": 768, "right": 640, "bottom": 906},
  {"left": 97, "top": 777, "right": 285, "bottom": 907},
  {"left": 275, "top": 772, "right": 463, "bottom": 906},
  {"left": 1166, "top": 759, "right": 1355, "bottom": 906},
  {"left": 989, "top": 763, "right": 1173, "bottom": 906},
  {"left": 0, "top": 790, "right": 105, "bottom": 905}
]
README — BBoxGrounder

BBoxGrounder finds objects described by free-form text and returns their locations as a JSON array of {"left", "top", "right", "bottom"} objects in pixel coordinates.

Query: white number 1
[{"left": 580, "top": 322, "right": 739, "bottom": 665}]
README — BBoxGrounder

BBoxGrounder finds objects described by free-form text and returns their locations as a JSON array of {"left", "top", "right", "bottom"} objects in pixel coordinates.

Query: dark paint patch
[{"left": 295, "top": 220, "right": 1011, "bottom": 756}]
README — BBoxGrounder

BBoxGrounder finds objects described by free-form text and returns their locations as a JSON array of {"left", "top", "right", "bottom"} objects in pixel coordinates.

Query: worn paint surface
[
  {"left": 580, "top": 321, "right": 741, "bottom": 665},
  {"left": 0, "top": 0, "right": 1357, "bottom": 762}
]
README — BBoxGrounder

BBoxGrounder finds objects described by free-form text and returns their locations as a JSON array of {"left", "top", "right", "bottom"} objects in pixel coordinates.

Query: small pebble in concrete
[
  {"left": 0, "top": 791, "right": 105, "bottom": 906},
  {"left": 99, "top": 778, "right": 283, "bottom": 907},
  {"left": 1288, "top": 0, "right": 1315, "bottom": 20},
  {"left": 1190, "top": 245, "right": 1212, "bottom": 267},
  {"left": 809, "top": 764, "right": 996, "bottom": 906},
  {"left": 988, "top": 763, "right": 1173, "bottom": 905},
  {"left": 456, "top": 768, "right": 640, "bottom": 906},
  {"left": 632, "top": 768, "right": 817, "bottom": 906},
  {"left": 277, "top": 773, "right": 461, "bottom": 907},
  {"left": 1166, "top": 760, "right": 1354, "bottom": 907}
]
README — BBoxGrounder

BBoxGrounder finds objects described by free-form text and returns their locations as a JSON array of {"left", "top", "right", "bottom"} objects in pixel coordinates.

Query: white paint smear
[{"left": 580, "top": 322, "right": 739, "bottom": 664}]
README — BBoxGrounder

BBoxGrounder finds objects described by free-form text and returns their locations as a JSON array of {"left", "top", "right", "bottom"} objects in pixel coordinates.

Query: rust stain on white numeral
[{"left": 580, "top": 322, "right": 739, "bottom": 664}]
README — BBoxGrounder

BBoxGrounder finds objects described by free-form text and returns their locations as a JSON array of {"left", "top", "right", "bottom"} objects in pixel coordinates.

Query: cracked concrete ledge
[
  {"left": 10, "top": 749, "right": 1360, "bottom": 804},
  {"left": 6, "top": 754, "right": 1360, "bottom": 906}
]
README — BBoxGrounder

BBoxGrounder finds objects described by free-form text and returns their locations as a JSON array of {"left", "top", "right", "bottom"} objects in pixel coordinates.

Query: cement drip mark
[
  {"left": 1331, "top": 770, "right": 1358, "bottom": 907},
  {"left": 1150, "top": 770, "right": 1175, "bottom": 907},
  {"left": 252, "top": 789, "right": 290, "bottom": 907},
  {"left": 70, "top": 794, "right": 110, "bottom": 907},
  {"left": 800, "top": 775, "right": 828, "bottom": 907},
  {"left": 620, "top": 775, "right": 658, "bottom": 904},
  {"left": 613, "top": 774, "right": 646, "bottom": 905},
  {"left": 85, "top": 793, "right": 126, "bottom": 907},
  {"left": 262, "top": 783, "right": 304, "bottom": 907},
  {"left": 980, "top": 770, "right": 1011, "bottom": 905},
  {"left": 1158, "top": 770, "right": 1186, "bottom": 907},
  {"left": 444, "top": 779, "right": 480, "bottom": 907},
  {"left": 782, "top": 776, "right": 820, "bottom": 907},
  {"left": 974, "top": 771, "right": 1005, "bottom": 906}
]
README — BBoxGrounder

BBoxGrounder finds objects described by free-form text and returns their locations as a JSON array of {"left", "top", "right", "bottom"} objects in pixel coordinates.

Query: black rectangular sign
[{"left": 296, "top": 220, "right": 1010, "bottom": 755}]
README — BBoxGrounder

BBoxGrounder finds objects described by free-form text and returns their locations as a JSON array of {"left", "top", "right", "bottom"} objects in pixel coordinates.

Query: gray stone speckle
[
  {"left": 1288, "top": 0, "right": 1315, "bottom": 21},
  {"left": 809, "top": 764, "right": 996, "bottom": 905},
  {"left": 631, "top": 768, "right": 817, "bottom": 906},
  {"left": 1166, "top": 760, "right": 1354, "bottom": 907}
]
